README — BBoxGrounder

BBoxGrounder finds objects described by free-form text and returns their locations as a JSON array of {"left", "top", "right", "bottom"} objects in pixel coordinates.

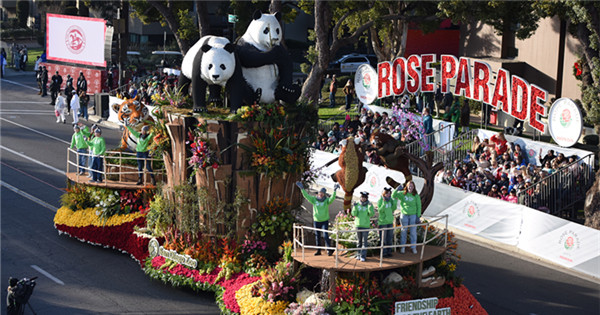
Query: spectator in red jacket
[
  {"left": 488, "top": 132, "right": 508, "bottom": 156},
  {"left": 450, "top": 168, "right": 466, "bottom": 189}
]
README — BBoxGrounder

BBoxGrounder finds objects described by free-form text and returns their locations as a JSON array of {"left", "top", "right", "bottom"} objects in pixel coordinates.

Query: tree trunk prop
[{"left": 164, "top": 114, "right": 302, "bottom": 239}]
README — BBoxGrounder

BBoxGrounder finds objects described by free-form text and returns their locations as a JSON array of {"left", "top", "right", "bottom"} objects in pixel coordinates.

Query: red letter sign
[
  {"left": 440, "top": 55, "right": 457, "bottom": 93},
  {"left": 529, "top": 84, "right": 547, "bottom": 133},
  {"left": 473, "top": 60, "right": 492, "bottom": 103},
  {"left": 406, "top": 55, "right": 421, "bottom": 94},
  {"left": 421, "top": 54, "right": 436, "bottom": 92},
  {"left": 454, "top": 57, "right": 472, "bottom": 98},
  {"left": 392, "top": 57, "right": 407, "bottom": 96},
  {"left": 511, "top": 75, "right": 529, "bottom": 122},
  {"left": 378, "top": 61, "right": 392, "bottom": 98},
  {"left": 491, "top": 68, "right": 510, "bottom": 113}
]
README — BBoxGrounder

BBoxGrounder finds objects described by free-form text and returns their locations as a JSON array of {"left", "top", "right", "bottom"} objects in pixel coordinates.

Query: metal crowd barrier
[
  {"left": 67, "top": 148, "right": 165, "bottom": 186},
  {"left": 292, "top": 215, "right": 448, "bottom": 268},
  {"left": 517, "top": 153, "right": 595, "bottom": 219}
]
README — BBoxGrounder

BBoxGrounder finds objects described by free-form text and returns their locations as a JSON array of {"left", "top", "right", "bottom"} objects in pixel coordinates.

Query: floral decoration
[
  {"left": 187, "top": 122, "right": 220, "bottom": 172},
  {"left": 391, "top": 105, "right": 429, "bottom": 151}
]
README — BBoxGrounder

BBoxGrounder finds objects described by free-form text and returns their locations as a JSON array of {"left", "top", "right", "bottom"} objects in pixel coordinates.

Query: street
[{"left": 1, "top": 71, "right": 599, "bottom": 315}]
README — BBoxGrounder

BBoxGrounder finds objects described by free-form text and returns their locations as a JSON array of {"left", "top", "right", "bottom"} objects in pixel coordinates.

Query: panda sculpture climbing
[
  {"left": 236, "top": 10, "right": 300, "bottom": 104},
  {"left": 179, "top": 35, "right": 259, "bottom": 113}
]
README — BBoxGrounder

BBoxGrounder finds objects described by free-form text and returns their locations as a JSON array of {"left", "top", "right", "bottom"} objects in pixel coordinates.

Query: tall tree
[
  {"left": 438, "top": 1, "right": 546, "bottom": 58},
  {"left": 194, "top": 0, "right": 210, "bottom": 38},
  {"left": 298, "top": 0, "right": 438, "bottom": 105},
  {"left": 130, "top": 0, "right": 197, "bottom": 54}
]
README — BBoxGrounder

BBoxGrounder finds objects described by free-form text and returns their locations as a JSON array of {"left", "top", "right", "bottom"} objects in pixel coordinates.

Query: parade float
[{"left": 55, "top": 10, "right": 486, "bottom": 315}]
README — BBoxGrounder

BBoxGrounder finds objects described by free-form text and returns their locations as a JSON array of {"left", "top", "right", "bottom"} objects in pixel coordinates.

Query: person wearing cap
[
  {"left": 296, "top": 182, "right": 339, "bottom": 256},
  {"left": 70, "top": 123, "right": 90, "bottom": 175},
  {"left": 397, "top": 180, "right": 421, "bottom": 254},
  {"left": 499, "top": 186, "right": 509, "bottom": 199},
  {"left": 325, "top": 137, "right": 336, "bottom": 153},
  {"left": 126, "top": 125, "right": 156, "bottom": 185},
  {"left": 85, "top": 128, "right": 106, "bottom": 183},
  {"left": 377, "top": 187, "right": 397, "bottom": 257},
  {"left": 352, "top": 191, "right": 374, "bottom": 261},
  {"left": 54, "top": 90, "right": 66, "bottom": 124}
]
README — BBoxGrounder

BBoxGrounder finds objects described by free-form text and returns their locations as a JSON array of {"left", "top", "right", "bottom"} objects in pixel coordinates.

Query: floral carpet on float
[{"left": 54, "top": 195, "right": 486, "bottom": 315}]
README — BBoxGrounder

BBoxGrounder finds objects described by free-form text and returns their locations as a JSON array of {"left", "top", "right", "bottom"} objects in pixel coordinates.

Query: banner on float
[
  {"left": 437, "top": 192, "right": 522, "bottom": 245},
  {"left": 107, "top": 96, "right": 158, "bottom": 125},
  {"left": 46, "top": 14, "right": 107, "bottom": 67},
  {"left": 518, "top": 208, "right": 600, "bottom": 277}
]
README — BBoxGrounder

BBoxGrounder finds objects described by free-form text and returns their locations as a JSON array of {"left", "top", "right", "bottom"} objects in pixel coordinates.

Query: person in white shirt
[
  {"left": 54, "top": 90, "right": 66, "bottom": 123},
  {"left": 70, "top": 92, "right": 80, "bottom": 124}
]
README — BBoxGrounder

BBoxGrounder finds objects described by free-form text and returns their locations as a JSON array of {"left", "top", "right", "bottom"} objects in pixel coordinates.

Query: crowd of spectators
[
  {"left": 433, "top": 131, "right": 585, "bottom": 212},
  {"left": 112, "top": 71, "right": 179, "bottom": 105},
  {"left": 312, "top": 102, "right": 432, "bottom": 163}
]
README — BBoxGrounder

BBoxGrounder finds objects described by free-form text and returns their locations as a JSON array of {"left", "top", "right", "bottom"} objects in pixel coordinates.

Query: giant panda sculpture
[
  {"left": 179, "top": 35, "right": 259, "bottom": 113},
  {"left": 236, "top": 10, "right": 300, "bottom": 104}
]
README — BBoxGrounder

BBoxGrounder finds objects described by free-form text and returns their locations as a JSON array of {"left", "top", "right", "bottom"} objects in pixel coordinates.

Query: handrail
[
  {"left": 293, "top": 215, "right": 448, "bottom": 268},
  {"left": 516, "top": 153, "right": 595, "bottom": 217},
  {"left": 66, "top": 147, "right": 165, "bottom": 186}
]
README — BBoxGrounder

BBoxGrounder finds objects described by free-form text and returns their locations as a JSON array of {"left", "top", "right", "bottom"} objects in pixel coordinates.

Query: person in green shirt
[
  {"left": 397, "top": 180, "right": 422, "bottom": 254},
  {"left": 70, "top": 124, "right": 89, "bottom": 175},
  {"left": 351, "top": 192, "right": 374, "bottom": 262},
  {"left": 296, "top": 182, "right": 339, "bottom": 256},
  {"left": 85, "top": 128, "right": 106, "bottom": 183},
  {"left": 126, "top": 125, "right": 155, "bottom": 185},
  {"left": 377, "top": 187, "right": 397, "bottom": 257}
]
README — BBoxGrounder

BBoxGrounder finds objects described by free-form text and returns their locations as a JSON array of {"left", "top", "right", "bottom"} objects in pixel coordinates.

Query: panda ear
[
  {"left": 274, "top": 12, "right": 282, "bottom": 22},
  {"left": 223, "top": 43, "right": 235, "bottom": 54},
  {"left": 252, "top": 10, "right": 262, "bottom": 20},
  {"left": 201, "top": 44, "right": 212, "bottom": 53}
]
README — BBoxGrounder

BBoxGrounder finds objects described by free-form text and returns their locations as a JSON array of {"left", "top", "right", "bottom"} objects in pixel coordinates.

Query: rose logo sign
[
  {"left": 564, "top": 236, "right": 575, "bottom": 250},
  {"left": 560, "top": 109, "right": 571, "bottom": 128},
  {"left": 363, "top": 73, "right": 371, "bottom": 88},
  {"left": 467, "top": 205, "right": 476, "bottom": 218},
  {"left": 369, "top": 175, "right": 377, "bottom": 188},
  {"left": 65, "top": 25, "right": 86, "bottom": 54}
]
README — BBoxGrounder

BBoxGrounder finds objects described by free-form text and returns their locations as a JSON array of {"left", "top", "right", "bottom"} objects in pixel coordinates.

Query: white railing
[
  {"left": 67, "top": 147, "right": 165, "bottom": 186},
  {"left": 293, "top": 215, "right": 448, "bottom": 268}
]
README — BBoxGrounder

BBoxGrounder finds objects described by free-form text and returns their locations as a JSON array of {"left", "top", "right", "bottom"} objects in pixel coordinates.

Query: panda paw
[
  {"left": 275, "top": 84, "right": 301, "bottom": 104},
  {"left": 253, "top": 88, "right": 262, "bottom": 104}
]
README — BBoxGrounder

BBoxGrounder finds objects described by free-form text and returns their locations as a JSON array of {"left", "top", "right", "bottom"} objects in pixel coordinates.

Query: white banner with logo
[
  {"left": 47, "top": 13, "right": 107, "bottom": 67},
  {"left": 518, "top": 209, "right": 600, "bottom": 276},
  {"left": 477, "top": 129, "right": 594, "bottom": 167},
  {"left": 310, "top": 148, "right": 600, "bottom": 278},
  {"left": 436, "top": 192, "right": 523, "bottom": 245}
]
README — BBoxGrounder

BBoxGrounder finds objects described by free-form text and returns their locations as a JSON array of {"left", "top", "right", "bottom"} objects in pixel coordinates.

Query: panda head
[
  {"left": 244, "top": 10, "right": 282, "bottom": 50},
  {"left": 200, "top": 43, "right": 235, "bottom": 86}
]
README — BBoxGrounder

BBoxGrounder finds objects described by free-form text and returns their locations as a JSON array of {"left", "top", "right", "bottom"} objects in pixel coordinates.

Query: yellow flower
[
  {"left": 448, "top": 263, "right": 456, "bottom": 272},
  {"left": 54, "top": 206, "right": 143, "bottom": 227},
  {"left": 235, "top": 282, "right": 289, "bottom": 315}
]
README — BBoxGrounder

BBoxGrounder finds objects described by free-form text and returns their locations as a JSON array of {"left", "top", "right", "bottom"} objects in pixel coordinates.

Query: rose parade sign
[{"left": 356, "top": 54, "right": 554, "bottom": 134}]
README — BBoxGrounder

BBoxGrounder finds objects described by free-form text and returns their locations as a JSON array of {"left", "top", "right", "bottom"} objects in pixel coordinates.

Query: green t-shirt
[
  {"left": 301, "top": 189, "right": 336, "bottom": 222},
  {"left": 351, "top": 202, "right": 374, "bottom": 228},
  {"left": 377, "top": 196, "right": 397, "bottom": 225},
  {"left": 126, "top": 126, "right": 153, "bottom": 152}
]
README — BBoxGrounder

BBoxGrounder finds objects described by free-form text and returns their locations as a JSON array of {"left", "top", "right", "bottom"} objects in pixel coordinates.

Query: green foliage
[
  {"left": 235, "top": 102, "right": 318, "bottom": 178},
  {"left": 176, "top": 9, "right": 199, "bottom": 43},
  {"left": 146, "top": 194, "right": 174, "bottom": 236},
  {"left": 438, "top": 1, "right": 546, "bottom": 40},
  {"left": 61, "top": 183, "right": 95, "bottom": 210}
]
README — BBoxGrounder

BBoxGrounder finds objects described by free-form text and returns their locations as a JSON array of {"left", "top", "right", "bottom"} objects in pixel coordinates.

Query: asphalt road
[
  {"left": 1, "top": 71, "right": 599, "bottom": 315},
  {"left": 1, "top": 72, "right": 220, "bottom": 314}
]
